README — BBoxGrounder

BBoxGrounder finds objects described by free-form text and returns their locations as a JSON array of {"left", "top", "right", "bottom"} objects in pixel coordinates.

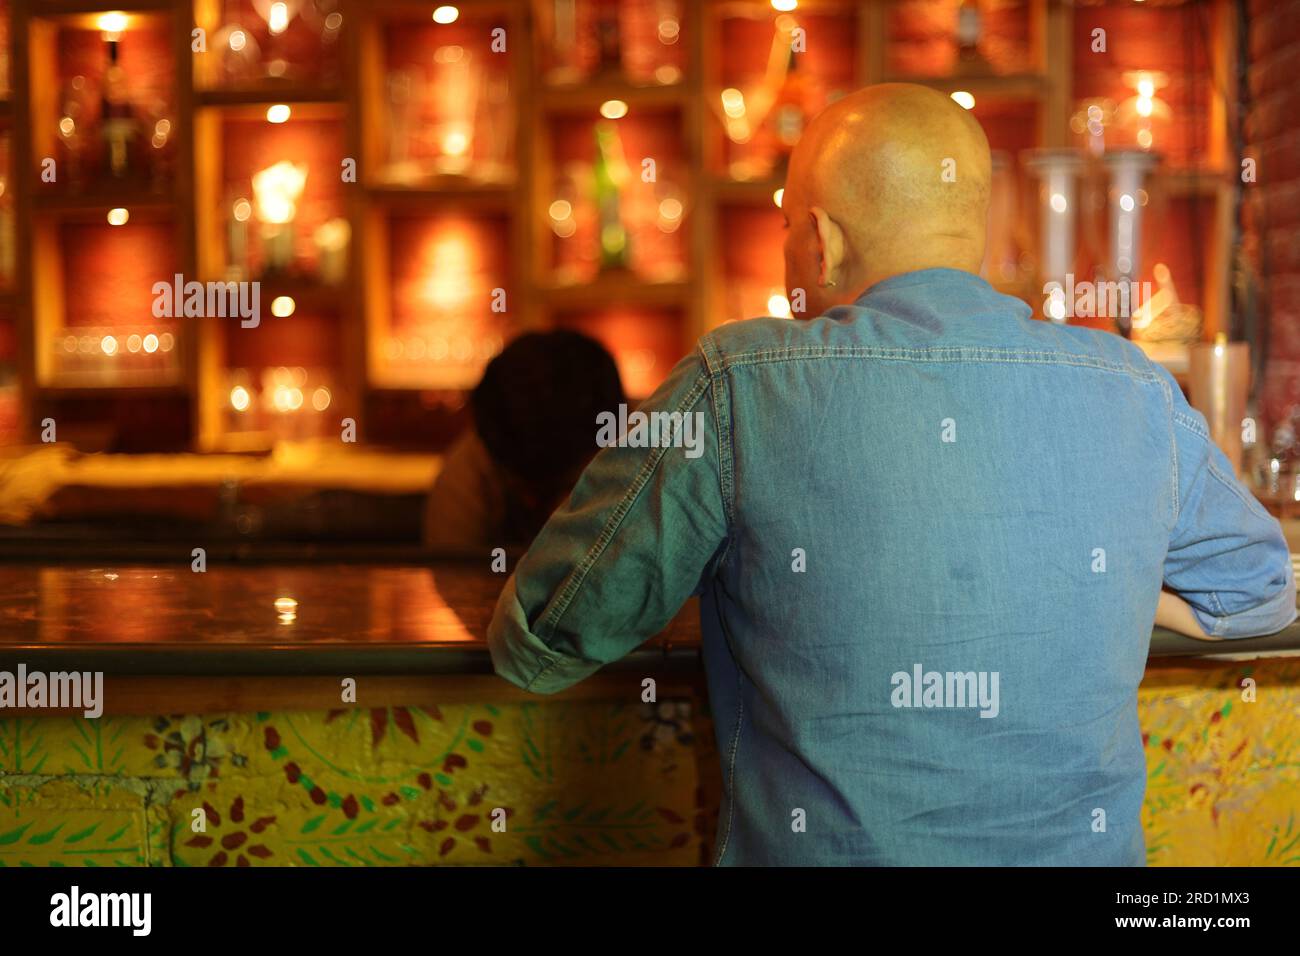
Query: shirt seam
[
  {"left": 711, "top": 345, "right": 1164, "bottom": 380},
  {"left": 713, "top": 670, "right": 744, "bottom": 866},
  {"left": 699, "top": 336, "right": 737, "bottom": 572}
]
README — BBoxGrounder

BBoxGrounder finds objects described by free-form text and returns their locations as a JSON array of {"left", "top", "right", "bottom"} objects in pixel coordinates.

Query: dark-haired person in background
[{"left": 423, "top": 330, "right": 625, "bottom": 550}]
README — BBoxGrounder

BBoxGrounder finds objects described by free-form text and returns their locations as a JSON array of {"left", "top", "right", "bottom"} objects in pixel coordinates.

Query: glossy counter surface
[{"left": 0, "top": 561, "right": 1296, "bottom": 675}]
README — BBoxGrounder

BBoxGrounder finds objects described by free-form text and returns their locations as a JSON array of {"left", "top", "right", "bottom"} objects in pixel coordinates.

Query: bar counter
[{"left": 1, "top": 559, "right": 1298, "bottom": 867}]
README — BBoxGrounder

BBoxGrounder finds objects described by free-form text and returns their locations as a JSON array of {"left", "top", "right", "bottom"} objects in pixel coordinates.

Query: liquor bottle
[
  {"left": 955, "top": 0, "right": 984, "bottom": 68},
  {"left": 595, "top": 5, "right": 622, "bottom": 76},
  {"left": 593, "top": 121, "right": 629, "bottom": 270},
  {"left": 101, "top": 39, "right": 137, "bottom": 178},
  {"left": 766, "top": 48, "right": 820, "bottom": 175},
  {"left": 772, "top": 49, "right": 810, "bottom": 150}
]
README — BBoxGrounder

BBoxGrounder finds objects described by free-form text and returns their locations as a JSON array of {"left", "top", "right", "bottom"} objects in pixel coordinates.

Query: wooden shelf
[
  {"left": 710, "top": 176, "right": 787, "bottom": 205},
  {"left": 30, "top": 191, "right": 176, "bottom": 219},
  {"left": 879, "top": 71, "right": 1050, "bottom": 99},
  {"left": 36, "top": 381, "right": 187, "bottom": 397},
  {"left": 539, "top": 80, "right": 691, "bottom": 114},
  {"left": 364, "top": 180, "right": 518, "bottom": 208},
  {"left": 540, "top": 275, "right": 692, "bottom": 311},
  {"left": 195, "top": 88, "right": 344, "bottom": 109},
  {"left": 1151, "top": 167, "right": 1232, "bottom": 197}
]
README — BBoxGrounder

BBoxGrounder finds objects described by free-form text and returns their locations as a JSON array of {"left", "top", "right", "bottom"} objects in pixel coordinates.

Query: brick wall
[{"left": 1246, "top": 0, "right": 1300, "bottom": 433}]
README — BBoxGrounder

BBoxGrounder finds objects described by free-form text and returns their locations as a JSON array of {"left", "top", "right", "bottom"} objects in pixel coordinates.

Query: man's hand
[{"left": 1155, "top": 589, "right": 1218, "bottom": 641}]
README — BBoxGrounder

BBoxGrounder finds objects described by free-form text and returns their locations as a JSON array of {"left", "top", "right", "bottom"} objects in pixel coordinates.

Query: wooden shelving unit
[{"left": 0, "top": 0, "right": 1241, "bottom": 452}]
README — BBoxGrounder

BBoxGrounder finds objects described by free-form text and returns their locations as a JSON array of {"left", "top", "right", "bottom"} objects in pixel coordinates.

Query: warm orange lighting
[
  {"left": 271, "top": 296, "right": 296, "bottom": 317},
  {"left": 441, "top": 129, "right": 470, "bottom": 157},
  {"left": 252, "top": 162, "right": 308, "bottom": 224},
  {"left": 600, "top": 99, "right": 629, "bottom": 120},
  {"left": 266, "top": 104, "right": 291, "bottom": 124},
  {"left": 233, "top": 198, "right": 252, "bottom": 222},
  {"left": 951, "top": 91, "right": 975, "bottom": 110},
  {"left": 771, "top": 0, "right": 798, "bottom": 11},
  {"left": 142, "top": 334, "right": 159, "bottom": 354},
  {"left": 767, "top": 293, "right": 793, "bottom": 318},
  {"left": 773, "top": 188, "right": 784, "bottom": 208},
  {"left": 230, "top": 386, "right": 251, "bottom": 411},
  {"left": 432, "top": 5, "right": 459, "bottom": 24},
  {"left": 267, "top": 2, "right": 290, "bottom": 35},
  {"left": 424, "top": 228, "right": 474, "bottom": 310},
  {"left": 107, "top": 207, "right": 129, "bottom": 226},
  {"left": 101, "top": 336, "right": 118, "bottom": 356},
  {"left": 311, "top": 387, "right": 331, "bottom": 412},
  {"left": 97, "top": 12, "right": 128, "bottom": 39},
  {"left": 720, "top": 88, "right": 745, "bottom": 119},
  {"left": 548, "top": 199, "right": 573, "bottom": 221}
]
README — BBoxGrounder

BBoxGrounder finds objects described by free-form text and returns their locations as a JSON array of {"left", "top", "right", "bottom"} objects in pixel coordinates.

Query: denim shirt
[{"left": 487, "top": 268, "right": 1296, "bottom": 866}]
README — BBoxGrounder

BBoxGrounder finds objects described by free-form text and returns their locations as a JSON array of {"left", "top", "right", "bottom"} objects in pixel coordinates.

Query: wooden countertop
[
  {"left": 0, "top": 559, "right": 1296, "bottom": 678},
  {"left": 0, "top": 560, "right": 699, "bottom": 676}
]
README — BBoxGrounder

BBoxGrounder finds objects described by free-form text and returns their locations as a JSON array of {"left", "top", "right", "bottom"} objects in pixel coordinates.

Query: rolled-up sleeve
[
  {"left": 1163, "top": 380, "right": 1296, "bottom": 639},
  {"left": 487, "top": 346, "right": 730, "bottom": 693}
]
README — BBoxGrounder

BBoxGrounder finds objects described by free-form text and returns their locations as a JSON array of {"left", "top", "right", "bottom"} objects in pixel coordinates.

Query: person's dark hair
[{"left": 471, "top": 330, "right": 625, "bottom": 486}]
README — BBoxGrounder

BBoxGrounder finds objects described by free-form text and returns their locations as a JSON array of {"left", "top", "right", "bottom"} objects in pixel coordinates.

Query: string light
[
  {"left": 266, "top": 104, "right": 291, "bottom": 124},
  {"left": 432, "top": 5, "right": 459, "bottom": 24},
  {"left": 107, "top": 207, "right": 129, "bottom": 226},
  {"left": 950, "top": 91, "right": 976, "bottom": 110},
  {"left": 600, "top": 99, "right": 628, "bottom": 120}
]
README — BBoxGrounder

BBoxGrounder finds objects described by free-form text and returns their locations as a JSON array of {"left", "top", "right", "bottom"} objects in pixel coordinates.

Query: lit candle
[{"left": 252, "top": 161, "right": 308, "bottom": 273}]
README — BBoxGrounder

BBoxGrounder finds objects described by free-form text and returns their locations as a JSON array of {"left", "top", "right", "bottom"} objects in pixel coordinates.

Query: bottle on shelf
[
  {"left": 594, "top": 5, "right": 623, "bottom": 77},
  {"left": 955, "top": 0, "right": 988, "bottom": 72},
  {"left": 101, "top": 38, "right": 137, "bottom": 179},
  {"left": 593, "top": 120, "right": 630, "bottom": 271}
]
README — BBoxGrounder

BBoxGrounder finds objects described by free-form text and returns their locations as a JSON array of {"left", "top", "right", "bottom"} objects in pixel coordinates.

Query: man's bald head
[{"left": 782, "top": 83, "right": 992, "bottom": 316}]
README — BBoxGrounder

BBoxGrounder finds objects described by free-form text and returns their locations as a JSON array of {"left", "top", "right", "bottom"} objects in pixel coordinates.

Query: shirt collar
[{"left": 852, "top": 267, "right": 993, "bottom": 308}]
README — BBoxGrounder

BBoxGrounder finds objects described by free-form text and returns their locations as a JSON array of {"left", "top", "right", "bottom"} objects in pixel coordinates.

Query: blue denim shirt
[{"left": 487, "top": 268, "right": 1296, "bottom": 866}]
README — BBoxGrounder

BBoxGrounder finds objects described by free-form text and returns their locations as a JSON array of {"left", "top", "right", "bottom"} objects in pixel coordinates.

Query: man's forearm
[{"left": 1155, "top": 589, "right": 1216, "bottom": 641}]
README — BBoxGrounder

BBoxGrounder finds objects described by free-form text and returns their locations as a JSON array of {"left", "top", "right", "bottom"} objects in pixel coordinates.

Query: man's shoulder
[{"left": 698, "top": 309, "right": 1169, "bottom": 388}]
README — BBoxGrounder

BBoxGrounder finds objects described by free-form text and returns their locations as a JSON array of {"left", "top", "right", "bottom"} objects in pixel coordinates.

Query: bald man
[{"left": 488, "top": 83, "right": 1294, "bottom": 866}]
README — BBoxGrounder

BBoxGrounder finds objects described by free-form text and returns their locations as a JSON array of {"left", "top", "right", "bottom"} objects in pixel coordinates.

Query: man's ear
[{"left": 809, "top": 206, "right": 846, "bottom": 287}]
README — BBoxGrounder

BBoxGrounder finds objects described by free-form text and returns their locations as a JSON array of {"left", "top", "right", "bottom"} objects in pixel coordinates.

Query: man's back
[
  {"left": 487, "top": 268, "right": 1293, "bottom": 866},
  {"left": 703, "top": 268, "right": 1178, "bottom": 865}
]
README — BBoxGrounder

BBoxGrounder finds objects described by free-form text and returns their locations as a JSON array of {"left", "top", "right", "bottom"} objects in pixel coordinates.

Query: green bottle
[{"left": 593, "top": 121, "right": 629, "bottom": 270}]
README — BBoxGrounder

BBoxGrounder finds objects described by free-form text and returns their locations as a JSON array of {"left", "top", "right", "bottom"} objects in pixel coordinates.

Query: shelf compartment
[
  {"left": 359, "top": 2, "right": 517, "bottom": 189},
  {"left": 363, "top": 207, "right": 513, "bottom": 391},
  {"left": 220, "top": 306, "right": 342, "bottom": 445},
  {"left": 28, "top": 8, "right": 178, "bottom": 199},
  {"left": 536, "top": 0, "right": 688, "bottom": 89},
  {"left": 193, "top": 0, "right": 344, "bottom": 94},
  {"left": 706, "top": 2, "right": 859, "bottom": 181},
  {"left": 194, "top": 104, "right": 348, "bottom": 283},
  {"left": 33, "top": 213, "right": 185, "bottom": 388},
  {"left": 539, "top": 107, "right": 688, "bottom": 287},
  {"left": 884, "top": 0, "right": 1039, "bottom": 80}
]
